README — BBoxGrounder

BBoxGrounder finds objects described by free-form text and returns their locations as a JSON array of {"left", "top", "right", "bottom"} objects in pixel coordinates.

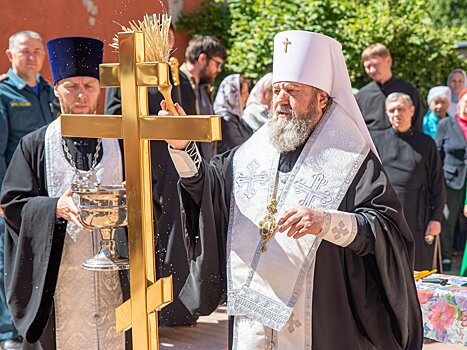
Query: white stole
[
  {"left": 44, "top": 118, "right": 125, "bottom": 350},
  {"left": 228, "top": 103, "right": 370, "bottom": 349}
]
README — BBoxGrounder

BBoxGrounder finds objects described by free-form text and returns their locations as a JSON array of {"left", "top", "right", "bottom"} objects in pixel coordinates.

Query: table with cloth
[{"left": 417, "top": 274, "right": 467, "bottom": 345}]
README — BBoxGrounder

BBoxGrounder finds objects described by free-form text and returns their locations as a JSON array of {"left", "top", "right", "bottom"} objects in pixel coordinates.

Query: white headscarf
[
  {"left": 272, "top": 30, "right": 378, "bottom": 157},
  {"left": 427, "top": 86, "right": 452, "bottom": 105},
  {"left": 446, "top": 69, "right": 467, "bottom": 95},
  {"left": 446, "top": 69, "right": 467, "bottom": 116}
]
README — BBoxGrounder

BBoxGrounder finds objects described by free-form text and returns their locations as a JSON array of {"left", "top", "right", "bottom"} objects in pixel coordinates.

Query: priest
[
  {"left": 161, "top": 31, "right": 423, "bottom": 349},
  {"left": 356, "top": 43, "right": 422, "bottom": 137},
  {"left": 374, "top": 92, "right": 445, "bottom": 270},
  {"left": 0, "top": 37, "right": 129, "bottom": 349}
]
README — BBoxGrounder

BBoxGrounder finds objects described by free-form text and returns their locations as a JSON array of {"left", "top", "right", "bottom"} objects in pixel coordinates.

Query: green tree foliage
[
  {"left": 177, "top": 0, "right": 465, "bottom": 101},
  {"left": 428, "top": 0, "right": 467, "bottom": 28},
  {"left": 176, "top": 0, "right": 231, "bottom": 46}
]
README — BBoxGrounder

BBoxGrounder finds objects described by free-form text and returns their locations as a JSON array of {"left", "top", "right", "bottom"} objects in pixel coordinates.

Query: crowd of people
[
  {"left": 212, "top": 42, "right": 467, "bottom": 275},
  {"left": 0, "top": 25, "right": 464, "bottom": 350}
]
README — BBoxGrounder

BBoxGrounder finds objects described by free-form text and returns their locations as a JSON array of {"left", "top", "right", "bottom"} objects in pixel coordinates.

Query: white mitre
[{"left": 273, "top": 30, "right": 378, "bottom": 157}]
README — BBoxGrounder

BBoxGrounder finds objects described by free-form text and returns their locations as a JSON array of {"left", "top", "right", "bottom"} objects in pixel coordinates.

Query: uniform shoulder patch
[{"left": 0, "top": 73, "right": 8, "bottom": 82}]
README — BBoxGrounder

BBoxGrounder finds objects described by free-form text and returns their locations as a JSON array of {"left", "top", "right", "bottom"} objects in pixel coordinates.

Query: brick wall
[{"left": 0, "top": 0, "right": 203, "bottom": 91}]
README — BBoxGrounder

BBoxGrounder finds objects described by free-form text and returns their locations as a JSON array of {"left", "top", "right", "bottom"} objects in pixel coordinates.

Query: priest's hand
[
  {"left": 278, "top": 207, "right": 325, "bottom": 239},
  {"left": 159, "top": 100, "right": 191, "bottom": 150},
  {"left": 56, "top": 188, "right": 87, "bottom": 230},
  {"left": 0, "top": 208, "right": 3, "bottom": 217},
  {"left": 464, "top": 205, "right": 467, "bottom": 218}
]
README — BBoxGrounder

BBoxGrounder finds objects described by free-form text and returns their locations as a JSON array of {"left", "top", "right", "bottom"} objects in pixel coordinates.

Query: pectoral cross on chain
[
  {"left": 294, "top": 174, "right": 332, "bottom": 207},
  {"left": 332, "top": 221, "right": 349, "bottom": 240},
  {"left": 237, "top": 160, "right": 269, "bottom": 199},
  {"left": 283, "top": 37, "right": 291, "bottom": 53}
]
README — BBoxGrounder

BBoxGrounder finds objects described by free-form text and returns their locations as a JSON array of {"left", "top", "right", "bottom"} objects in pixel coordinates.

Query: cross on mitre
[
  {"left": 60, "top": 31, "right": 221, "bottom": 350},
  {"left": 283, "top": 37, "right": 292, "bottom": 53}
]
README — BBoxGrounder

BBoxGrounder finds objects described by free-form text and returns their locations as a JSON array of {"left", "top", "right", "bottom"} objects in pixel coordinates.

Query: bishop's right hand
[
  {"left": 159, "top": 101, "right": 191, "bottom": 150},
  {"left": 56, "top": 188, "right": 87, "bottom": 230}
]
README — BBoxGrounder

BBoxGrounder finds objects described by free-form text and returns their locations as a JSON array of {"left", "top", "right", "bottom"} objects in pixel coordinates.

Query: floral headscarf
[{"left": 213, "top": 74, "right": 243, "bottom": 118}]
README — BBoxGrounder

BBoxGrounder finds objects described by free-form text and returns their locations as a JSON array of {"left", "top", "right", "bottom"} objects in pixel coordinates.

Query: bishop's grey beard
[{"left": 268, "top": 103, "right": 320, "bottom": 153}]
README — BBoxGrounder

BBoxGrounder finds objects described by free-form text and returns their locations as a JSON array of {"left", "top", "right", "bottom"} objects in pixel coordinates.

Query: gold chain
[{"left": 258, "top": 171, "right": 280, "bottom": 253}]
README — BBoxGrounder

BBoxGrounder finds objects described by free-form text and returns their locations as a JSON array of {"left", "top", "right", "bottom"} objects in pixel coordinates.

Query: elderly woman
[
  {"left": 213, "top": 74, "right": 251, "bottom": 154},
  {"left": 423, "top": 86, "right": 452, "bottom": 139},
  {"left": 436, "top": 88, "right": 467, "bottom": 271},
  {"left": 242, "top": 72, "right": 273, "bottom": 132},
  {"left": 447, "top": 69, "right": 467, "bottom": 118}
]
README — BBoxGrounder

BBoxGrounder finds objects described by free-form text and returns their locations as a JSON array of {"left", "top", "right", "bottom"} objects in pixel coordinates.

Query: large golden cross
[{"left": 60, "top": 31, "right": 221, "bottom": 350}]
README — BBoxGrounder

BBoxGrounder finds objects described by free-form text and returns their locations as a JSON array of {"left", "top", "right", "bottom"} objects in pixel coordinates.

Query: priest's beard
[
  {"left": 268, "top": 97, "right": 321, "bottom": 153},
  {"left": 199, "top": 67, "right": 215, "bottom": 85}
]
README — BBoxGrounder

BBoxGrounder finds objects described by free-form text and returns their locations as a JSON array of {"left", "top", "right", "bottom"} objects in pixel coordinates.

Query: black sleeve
[
  {"left": 346, "top": 214, "right": 376, "bottom": 256},
  {"left": 344, "top": 151, "right": 422, "bottom": 349},
  {"left": 427, "top": 139, "right": 446, "bottom": 222},
  {"left": 0, "top": 135, "right": 66, "bottom": 343},
  {"left": 177, "top": 149, "right": 236, "bottom": 316},
  {"left": 313, "top": 150, "right": 423, "bottom": 350}
]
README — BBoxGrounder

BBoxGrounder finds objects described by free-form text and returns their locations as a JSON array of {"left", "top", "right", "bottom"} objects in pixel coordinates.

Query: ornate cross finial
[{"left": 283, "top": 37, "right": 291, "bottom": 53}]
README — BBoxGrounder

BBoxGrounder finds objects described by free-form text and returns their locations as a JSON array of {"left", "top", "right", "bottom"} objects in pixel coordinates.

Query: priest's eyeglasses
[{"left": 208, "top": 55, "right": 224, "bottom": 69}]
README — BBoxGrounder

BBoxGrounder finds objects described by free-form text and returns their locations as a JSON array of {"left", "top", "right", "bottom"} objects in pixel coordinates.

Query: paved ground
[
  {"left": 159, "top": 306, "right": 466, "bottom": 349},
  {"left": 159, "top": 306, "right": 228, "bottom": 350},
  {"left": 159, "top": 249, "right": 467, "bottom": 349}
]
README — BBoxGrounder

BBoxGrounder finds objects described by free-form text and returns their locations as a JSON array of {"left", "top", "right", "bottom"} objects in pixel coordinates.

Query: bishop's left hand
[{"left": 278, "top": 207, "right": 325, "bottom": 239}]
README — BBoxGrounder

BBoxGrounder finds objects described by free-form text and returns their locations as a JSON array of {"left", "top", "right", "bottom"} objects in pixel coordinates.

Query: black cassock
[
  {"left": 0, "top": 128, "right": 131, "bottom": 349},
  {"left": 177, "top": 146, "right": 423, "bottom": 349},
  {"left": 373, "top": 128, "right": 445, "bottom": 271},
  {"left": 356, "top": 77, "right": 422, "bottom": 135},
  {"left": 105, "top": 69, "right": 208, "bottom": 325}
]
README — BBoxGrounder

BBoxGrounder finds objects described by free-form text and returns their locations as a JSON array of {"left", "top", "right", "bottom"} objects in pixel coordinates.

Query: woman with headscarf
[
  {"left": 242, "top": 72, "right": 273, "bottom": 132},
  {"left": 455, "top": 88, "right": 467, "bottom": 276},
  {"left": 447, "top": 69, "right": 467, "bottom": 118},
  {"left": 213, "top": 74, "right": 251, "bottom": 154},
  {"left": 436, "top": 88, "right": 467, "bottom": 271},
  {"left": 423, "top": 86, "right": 452, "bottom": 139}
]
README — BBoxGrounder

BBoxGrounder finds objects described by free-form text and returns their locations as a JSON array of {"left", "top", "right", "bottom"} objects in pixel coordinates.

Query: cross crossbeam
[
  {"left": 61, "top": 114, "right": 221, "bottom": 140},
  {"left": 60, "top": 31, "right": 221, "bottom": 350},
  {"left": 294, "top": 174, "right": 332, "bottom": 207},
  {"left": 236, "top": 160, "right": 270, "bottom": 199}
]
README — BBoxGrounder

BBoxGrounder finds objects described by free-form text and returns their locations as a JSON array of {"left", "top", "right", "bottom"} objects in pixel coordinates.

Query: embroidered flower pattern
[{"left": 417, "top": 275, "right": 467, "bottom": 346}]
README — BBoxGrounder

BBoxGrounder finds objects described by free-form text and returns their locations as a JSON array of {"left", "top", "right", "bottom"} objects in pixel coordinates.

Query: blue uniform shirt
[{"left": 0, "top": 68, "right": 59, "bottom": 190}]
